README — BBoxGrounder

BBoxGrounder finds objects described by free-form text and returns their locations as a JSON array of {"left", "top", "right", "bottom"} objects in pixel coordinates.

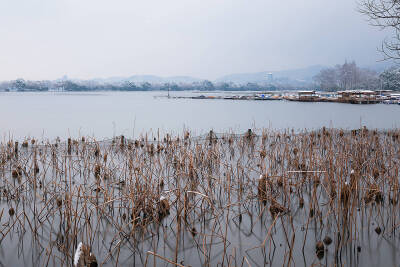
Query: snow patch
[{"left": 74, "top": 242, "right": 83, "bottom": 267}]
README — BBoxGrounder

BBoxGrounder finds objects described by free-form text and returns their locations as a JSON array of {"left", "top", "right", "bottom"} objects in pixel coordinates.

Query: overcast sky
[{"left": 0, "top": 0, "right": 390, "bottom": 80}]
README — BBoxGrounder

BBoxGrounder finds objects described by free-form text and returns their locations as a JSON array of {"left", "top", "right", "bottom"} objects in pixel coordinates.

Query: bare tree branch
[{"left": 359, "top": 0, "right": 400, "bottom": 60}]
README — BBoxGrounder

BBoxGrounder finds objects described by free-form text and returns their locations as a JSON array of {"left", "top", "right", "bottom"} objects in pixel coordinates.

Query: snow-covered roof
[{"left": 338, "top": 90, "right": 377, "bottom": 94}]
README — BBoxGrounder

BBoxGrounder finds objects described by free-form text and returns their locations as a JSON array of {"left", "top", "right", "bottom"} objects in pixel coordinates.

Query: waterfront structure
[
  {"left": 337, "top": 90, "right": 380, "bottom": 104},
  {"left": 296, "top": 91, "right": 319, "bottom": 101}
]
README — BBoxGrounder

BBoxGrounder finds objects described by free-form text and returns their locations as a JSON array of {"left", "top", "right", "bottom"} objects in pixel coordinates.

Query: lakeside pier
[{"left": 164, "top": 90, "right": 400, "bottom": 104}]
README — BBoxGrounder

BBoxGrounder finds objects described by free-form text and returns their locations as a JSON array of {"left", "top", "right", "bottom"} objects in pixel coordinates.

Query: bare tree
[
  {"left": 359, "top": 0, "right": 400, "bottom": 60},
  {"left": 314, "top": 61, "right": 379, "bottom": 90},
  {"left": 314, "top": 68, "right": 339, "bottom": 90}
]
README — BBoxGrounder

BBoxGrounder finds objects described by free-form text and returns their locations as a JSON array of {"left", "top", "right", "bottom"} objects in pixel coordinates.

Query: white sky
[{"left": 0, "top": 0, "right": 390, "bottom": 80}]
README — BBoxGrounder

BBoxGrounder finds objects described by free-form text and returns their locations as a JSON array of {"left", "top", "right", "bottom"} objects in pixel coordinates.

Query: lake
[
  {"left": 0, "top": 91, "right": 399, "bottom": 140},
  {"left": 0, "top": 91, "right": 400, "bottom": 267}
]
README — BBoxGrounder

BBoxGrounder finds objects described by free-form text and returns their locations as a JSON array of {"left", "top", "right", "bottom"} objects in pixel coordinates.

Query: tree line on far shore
[
  {"left": 0, "top": 79, "right": 282, "bottom": 92},
  {"left": 313, "top": 61, "right": 400, "bottom": 91},
  {"left": 1, "top": 62, "right": 400, "bottom": 92}
]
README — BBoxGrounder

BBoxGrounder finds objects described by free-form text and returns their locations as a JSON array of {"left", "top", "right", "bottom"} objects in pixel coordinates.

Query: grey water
[
  {"left": 0, "top": 93, "right": 399, "bottom": 267},
  {"left": 0, "top": 91, "right": 399, "bottom": 140}
]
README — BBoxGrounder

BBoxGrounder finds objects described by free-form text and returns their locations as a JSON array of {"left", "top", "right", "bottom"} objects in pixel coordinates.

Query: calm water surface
[
  {"left": 0, "top": 91, "right": 399, "bottom": 139},
  {"left": 0, "top": 91, "right": 399, "bottom": 267}
]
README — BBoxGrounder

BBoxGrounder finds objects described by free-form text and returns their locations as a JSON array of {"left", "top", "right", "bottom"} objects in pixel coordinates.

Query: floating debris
[
  {"left": 316, "top": 241, "right": 325, "bottom": 259},
  {"left": 375, "top": 226, "right": 382, "bottom": 235},
  {"left": 323, "top": 236, "right": 332, "bottom": 246}
]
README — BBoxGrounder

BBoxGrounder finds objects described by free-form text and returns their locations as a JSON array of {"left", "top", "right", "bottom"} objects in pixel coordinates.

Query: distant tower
[{"left": 266, "top": 73, "right": 273, "bottom": 83}]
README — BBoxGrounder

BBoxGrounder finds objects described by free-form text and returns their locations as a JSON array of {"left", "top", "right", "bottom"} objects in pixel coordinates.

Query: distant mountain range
[
  {"left": 90, "top": 75, "right": 202, "bottom": 84},
  {"left": 215, "top": 62, "right": 394, "bottom": 84},
  {"left": 215, "top": 65, "right": 326, "bottom": 84},
  {"left": 70, "top": 62, "right": 395, "bottom": 85},
  {"left": 87, "top": 66, "right": 327, "bottom": 85}
]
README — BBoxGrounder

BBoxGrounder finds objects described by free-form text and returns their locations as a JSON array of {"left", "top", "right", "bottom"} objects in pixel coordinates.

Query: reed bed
[{"left": 0, "top": 127, "right": 399, "bottom": 267}]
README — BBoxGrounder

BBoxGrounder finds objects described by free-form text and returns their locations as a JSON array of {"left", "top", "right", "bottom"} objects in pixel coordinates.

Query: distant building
[{"left": 266, "top": 73, "right": 273, "bottom": 83}]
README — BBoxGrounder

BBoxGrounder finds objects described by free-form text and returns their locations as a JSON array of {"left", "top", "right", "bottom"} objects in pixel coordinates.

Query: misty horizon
[
  {"left": 0, "top": 0, "right": 391, "bottom": 81},
  {"left": 0, "top": 61, "right": 393, "bottom": 85}
]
